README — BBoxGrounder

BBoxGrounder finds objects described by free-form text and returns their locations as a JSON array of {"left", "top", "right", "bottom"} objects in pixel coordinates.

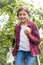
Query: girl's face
[{"left": 18, "top": 10, "right": 29, "bottom": 23}]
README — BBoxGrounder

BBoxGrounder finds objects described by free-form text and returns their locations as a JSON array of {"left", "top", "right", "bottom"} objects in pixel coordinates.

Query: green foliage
[
  {"left": 39, "top": 38, "right": 43, "bottom": 64},
  {"left": 0, "top": 0, "right": 43, "bottom": 65}
]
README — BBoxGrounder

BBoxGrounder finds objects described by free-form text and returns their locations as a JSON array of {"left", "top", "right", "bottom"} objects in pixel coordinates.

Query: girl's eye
[
  {"left": 23, "top": 14, "right": 26, "bottom": 15},
  {"left": 19, "top": 14, "right": 26, "bottom": 16}
]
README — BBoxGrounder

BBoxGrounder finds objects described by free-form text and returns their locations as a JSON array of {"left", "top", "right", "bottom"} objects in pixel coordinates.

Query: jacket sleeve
[{"left": 29, "top": 23, "right": 40, "bottom": 45}]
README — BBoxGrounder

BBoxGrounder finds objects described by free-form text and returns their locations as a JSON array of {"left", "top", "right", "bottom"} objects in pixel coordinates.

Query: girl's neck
[{"left": 21, "top": 21, "right": 28, "bottom": 26}]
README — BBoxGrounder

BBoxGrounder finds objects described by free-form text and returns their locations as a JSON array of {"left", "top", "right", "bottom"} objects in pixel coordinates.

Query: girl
[{"left": 12, "top": 6, "right": 41, "bottom": 65}]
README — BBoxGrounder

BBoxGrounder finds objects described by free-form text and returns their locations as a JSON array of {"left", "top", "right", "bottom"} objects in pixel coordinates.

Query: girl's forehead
[{"left": 19, "top": 10, "right": 28, "bottom": 13}]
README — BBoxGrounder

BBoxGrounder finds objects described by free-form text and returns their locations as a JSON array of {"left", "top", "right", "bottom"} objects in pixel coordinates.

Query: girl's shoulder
[
  {"left": 31, "top": 22, "right": 38, "bottom": 28},
  {"left": 15, "top": 23, "right": 21, "bottom": 30},
  {"left": 28, "top": 20, "right": 38, "bottom": 29},
  {"left": 29, "top": 21, "right": 38, "bottom": 27}
]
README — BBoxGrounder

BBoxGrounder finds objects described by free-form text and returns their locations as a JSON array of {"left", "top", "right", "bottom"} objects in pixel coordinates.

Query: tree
[{"left": 0, "top": 0, "right": 43, "bottom": 65}]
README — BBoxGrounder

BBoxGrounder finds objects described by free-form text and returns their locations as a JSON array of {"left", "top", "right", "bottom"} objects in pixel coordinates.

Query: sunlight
[{"left": 22, "top": 0, "right": 43, "bottom": 9}]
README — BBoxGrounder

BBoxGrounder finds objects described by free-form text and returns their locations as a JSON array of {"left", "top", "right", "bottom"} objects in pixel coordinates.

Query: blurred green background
[{"left": 0, "top": 0, "right": 43, "bottom": 65}]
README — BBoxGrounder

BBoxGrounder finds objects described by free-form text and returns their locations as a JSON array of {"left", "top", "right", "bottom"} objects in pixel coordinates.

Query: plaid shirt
[{"left": 12, "top": 20, "right": 41, "bottom": 56}]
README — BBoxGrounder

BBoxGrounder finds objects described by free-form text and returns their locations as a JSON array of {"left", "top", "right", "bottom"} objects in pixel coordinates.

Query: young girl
[{"left": 12, "top": 6, "right": 41, "bottom": 65}]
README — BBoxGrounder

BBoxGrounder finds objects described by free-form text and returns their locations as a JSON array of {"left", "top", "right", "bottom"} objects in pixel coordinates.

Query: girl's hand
[{"left": 24, "top": 27, "right": 32, "bottom": 36}]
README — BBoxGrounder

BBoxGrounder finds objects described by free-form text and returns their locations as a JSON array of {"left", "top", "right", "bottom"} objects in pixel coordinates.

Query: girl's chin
[
  {"left": 20, "top": 20, "right": 25, "bottom": 23},
  {"left": 21, "top": 21, "right": 25, "bottom": 23}
]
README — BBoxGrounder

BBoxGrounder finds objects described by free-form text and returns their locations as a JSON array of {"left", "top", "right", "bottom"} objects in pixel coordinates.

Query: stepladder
[{"left": 36, "top": 55, "right": 40, "bottom": 65}]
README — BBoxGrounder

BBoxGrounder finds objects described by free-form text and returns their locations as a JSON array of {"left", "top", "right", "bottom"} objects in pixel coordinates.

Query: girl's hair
[{"left": 17, "top": 6, "right": 30, "bottom": 17}]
